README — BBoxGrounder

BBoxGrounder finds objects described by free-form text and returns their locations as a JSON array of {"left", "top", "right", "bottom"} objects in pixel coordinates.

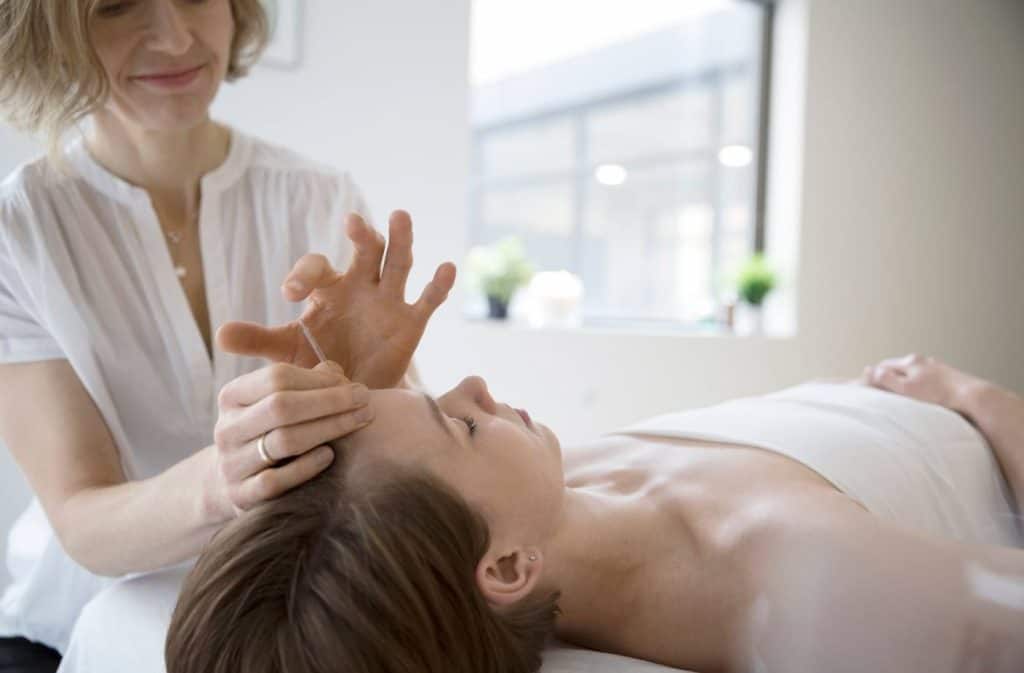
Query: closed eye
[
  {"left": 96, "top": 1, "right": 136, "bottom": 17},
  {"left": 423, "top": 393, "right": 475, "bottom": 442}
]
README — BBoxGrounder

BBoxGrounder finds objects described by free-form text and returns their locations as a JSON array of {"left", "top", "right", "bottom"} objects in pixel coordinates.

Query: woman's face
[
  {"left": 88, "top": 0, "right": 234, "bottom": 132},
  {"left": 342, "top": 376, "right": 566, "bottom": 545}
]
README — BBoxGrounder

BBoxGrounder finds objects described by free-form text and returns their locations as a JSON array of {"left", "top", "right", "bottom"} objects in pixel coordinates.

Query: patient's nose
[{"left": 458, "top": 376, "right": 497, "bottom": 414}]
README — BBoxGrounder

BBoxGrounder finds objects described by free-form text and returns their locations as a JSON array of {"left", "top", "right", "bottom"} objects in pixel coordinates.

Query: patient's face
[{"left": 341, "top": 376, "right": 565, "bottom": 542}]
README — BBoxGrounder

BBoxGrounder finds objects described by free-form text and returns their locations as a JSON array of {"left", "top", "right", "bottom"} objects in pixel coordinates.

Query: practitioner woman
[
  {"left": 0, "top": 2, "right": 454, "bottom": 670},
  {"left": 167, "top": 229, "right": 1024, "bottom": 673}
]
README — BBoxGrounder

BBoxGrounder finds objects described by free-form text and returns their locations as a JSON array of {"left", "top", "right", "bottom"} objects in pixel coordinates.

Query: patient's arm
[
  {"left": 743, "top": 506, "right": 1024, "bottom": 673},
  {"left": 867, "top": 354, "right": 1024, "bottom": 513},
  {"left": 958, "top": 382, "right": 1024, "bottom": 512}
]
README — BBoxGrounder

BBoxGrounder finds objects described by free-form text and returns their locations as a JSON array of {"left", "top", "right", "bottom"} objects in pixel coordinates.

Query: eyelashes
[
  {"left": 96, "top": 1, "right": 135, "bottom": 17},
  {"left": 461, "top": 416, "right": 477, "bottom": 436}
]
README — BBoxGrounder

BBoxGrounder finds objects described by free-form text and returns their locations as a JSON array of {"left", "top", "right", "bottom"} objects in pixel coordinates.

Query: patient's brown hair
[{"left": 166, "top": 454, "right": 561, "bottom": 673}]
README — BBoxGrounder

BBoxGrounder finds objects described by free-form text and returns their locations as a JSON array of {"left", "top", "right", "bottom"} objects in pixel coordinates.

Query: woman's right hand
[
  {"left": 207, "top": 360, "right": 372, "bottom": 521},
  {"left": 863, "top": 353, "right": 982, "bottom": 414}
]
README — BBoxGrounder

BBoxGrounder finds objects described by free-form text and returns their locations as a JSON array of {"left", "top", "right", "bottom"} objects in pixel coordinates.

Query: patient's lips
[{"left": 516, "top": 407, "right": 534, "bottom": 430}]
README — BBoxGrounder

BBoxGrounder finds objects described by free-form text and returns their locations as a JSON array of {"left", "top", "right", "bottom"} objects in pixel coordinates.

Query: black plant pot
[{"left": 486, "top": 296, "right": 509, "bottom": 320}]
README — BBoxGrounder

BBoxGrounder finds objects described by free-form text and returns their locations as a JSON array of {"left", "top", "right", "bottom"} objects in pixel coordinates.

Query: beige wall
[{"left": 1, "top": 0, "right": 1023, "bottom": 581}]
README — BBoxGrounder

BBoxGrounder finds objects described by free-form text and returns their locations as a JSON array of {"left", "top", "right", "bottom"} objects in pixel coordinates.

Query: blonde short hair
[{"left": 0, "top": 0, "right": 267, "bottom": 154}]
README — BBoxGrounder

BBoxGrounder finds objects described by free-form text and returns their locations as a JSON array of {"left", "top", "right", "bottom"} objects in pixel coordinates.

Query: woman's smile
[{"left": 130, "top": 63, "right": 207, "bottom": 91}]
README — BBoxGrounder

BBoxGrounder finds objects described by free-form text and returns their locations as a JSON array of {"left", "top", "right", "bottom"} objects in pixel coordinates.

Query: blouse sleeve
[{"left": 0, "top": 227, "right": 65, "bottom": 364}]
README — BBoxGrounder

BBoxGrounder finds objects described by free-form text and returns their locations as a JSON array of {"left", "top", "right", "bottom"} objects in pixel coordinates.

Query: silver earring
[{"left": 528, "top": 554, "right": 537, "bottom": 562}]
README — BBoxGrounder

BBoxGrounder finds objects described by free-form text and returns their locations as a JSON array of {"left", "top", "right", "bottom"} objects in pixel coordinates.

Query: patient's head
[
  {"left": 166, "top": 375, "right": 563, "bottom": 673},
  {"left": 345, "top": 375, "right": 566, "bottom": 552}
]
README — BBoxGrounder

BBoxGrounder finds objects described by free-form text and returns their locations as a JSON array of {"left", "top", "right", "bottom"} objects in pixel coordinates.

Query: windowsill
[{"left": 460, "top": 312, "right": 795, "bottom": 340}]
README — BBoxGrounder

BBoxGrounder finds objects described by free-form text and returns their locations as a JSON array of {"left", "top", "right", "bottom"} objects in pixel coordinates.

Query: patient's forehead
[
  {"left": 344, "top": 388, "right": 445, "bottom": 454},
  {"left": 364, "top": 387, "right": 425, "bottom": 421}
]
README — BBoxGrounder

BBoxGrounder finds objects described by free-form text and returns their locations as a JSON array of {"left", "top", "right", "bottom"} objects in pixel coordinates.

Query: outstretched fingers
[
  {"left": 281, "top": 253, "right": 342, "bottom": 301},
  {"left": 413, "top": 262, "right": 457, "bottom": 319},
  {"left": 871, "top": 366, "right": 908, "bottom": 394},
  {"left": 216, "top": 321, "right": 299, "bottom": 363},
  {"left": 380, "top": 210, "right": 414, "bottom": 298},
  {"left": 346, "top": 212, "right": 386, "bottom": 282}
]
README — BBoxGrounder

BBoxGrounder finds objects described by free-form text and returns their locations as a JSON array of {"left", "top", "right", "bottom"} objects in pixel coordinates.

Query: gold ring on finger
[{"left": 257, "top": 431, "right": 276, "bottom": 466}]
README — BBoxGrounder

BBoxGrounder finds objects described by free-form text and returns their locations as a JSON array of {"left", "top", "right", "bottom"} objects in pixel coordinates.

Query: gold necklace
[{"left": 163, "top": 210, "right": 197, "bottom": 279}]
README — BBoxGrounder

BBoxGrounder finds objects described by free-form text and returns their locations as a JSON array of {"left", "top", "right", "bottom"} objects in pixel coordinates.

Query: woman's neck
[
  {"left": 542, "top": 488, "right": 673, "bottom": 637},
  {"left": 85, "top": 113, "right": 231, "bottom": 215}
]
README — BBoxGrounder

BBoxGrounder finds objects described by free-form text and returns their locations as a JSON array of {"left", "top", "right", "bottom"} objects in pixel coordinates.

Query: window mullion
[
  {"left": 709, "top": 70, "right": 725, "bottom": 309},
  {"left": 572, "top": 110, "right": 588, "bottom": 281}
]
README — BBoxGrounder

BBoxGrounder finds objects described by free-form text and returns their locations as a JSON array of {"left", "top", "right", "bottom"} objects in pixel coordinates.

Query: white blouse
[{"left": 0, "top": 128, "right": 364, "bottom": 652}]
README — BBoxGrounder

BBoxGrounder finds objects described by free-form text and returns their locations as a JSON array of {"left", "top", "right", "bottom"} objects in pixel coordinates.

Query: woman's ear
[{"left": 475, "top": 547, "right": 543, "bottom": 607}]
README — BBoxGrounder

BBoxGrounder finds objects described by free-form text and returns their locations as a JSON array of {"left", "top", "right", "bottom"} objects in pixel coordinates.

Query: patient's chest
[
  {"left": 562, "top": 432, "right": 837, "bottom": 503},
  {"left": 557, "top": 434, "right": 862, "bottom": 671}
]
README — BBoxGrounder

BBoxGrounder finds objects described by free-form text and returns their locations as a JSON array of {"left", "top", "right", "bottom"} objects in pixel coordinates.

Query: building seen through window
[{"left": 469, "top": 0, "right": 771, "bottom": 329}]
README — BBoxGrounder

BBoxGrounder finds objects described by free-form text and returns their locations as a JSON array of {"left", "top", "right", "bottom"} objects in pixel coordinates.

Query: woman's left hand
[{"left": 217, "top": 210, "right": 456, "bottom": 389}]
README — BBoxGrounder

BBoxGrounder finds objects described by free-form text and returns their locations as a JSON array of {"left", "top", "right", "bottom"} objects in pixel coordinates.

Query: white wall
[
  {"left": 2, "top": 0, "right": 1023, "bottom": 582},
  {"left": 1, "top": 124, "right": 42, "bottom": 584}
]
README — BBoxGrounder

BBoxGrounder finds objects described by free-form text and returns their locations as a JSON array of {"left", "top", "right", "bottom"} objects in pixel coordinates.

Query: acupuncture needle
[{"left": 298, "top": 318, "right": 328, "bottom": 364}]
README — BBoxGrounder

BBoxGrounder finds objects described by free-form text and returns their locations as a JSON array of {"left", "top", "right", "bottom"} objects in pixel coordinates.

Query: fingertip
[
  {"left": 317, "top": 445, "right": 335, "bottom": 466},
  {"left": 214, "top": 323, "right": 230, "bottom": 348},
  {"left": 280, "top": 282, "right": 304, "bottom": 301},
  {"left": 347, "top": 211, "right": 367, "bottom": 229},
  {"left": 390, "top": 209, "right": 411, "bottom": 223},
  {"left": 878, "top": 368, "right": 904, "bottom": 390},
  {"left": 443, "top": 262, "right": 457, "bottom": 284},
  {"left": 214, "top": 321, "right": 247, "bottom": 351},
  {"left": 314, "top": 360, "right": 347, "bottom": 379}
]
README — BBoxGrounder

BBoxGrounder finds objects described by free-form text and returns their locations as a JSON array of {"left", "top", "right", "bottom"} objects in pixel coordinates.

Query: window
[{"left": 468, "top": 0, "right": 773, "bottom": 329}]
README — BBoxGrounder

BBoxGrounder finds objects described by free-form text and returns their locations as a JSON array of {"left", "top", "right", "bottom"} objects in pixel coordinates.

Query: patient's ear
[{"left": 475, "top": 547, "right": 543, "bottom": 607}]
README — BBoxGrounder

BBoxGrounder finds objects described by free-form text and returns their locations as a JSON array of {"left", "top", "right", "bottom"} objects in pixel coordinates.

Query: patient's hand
[
  {"left": 863, "top": 353, "right": 982, "bottom": 414},
  {"left": 217, "top": 210, "right": 456, "bottom": 389}
]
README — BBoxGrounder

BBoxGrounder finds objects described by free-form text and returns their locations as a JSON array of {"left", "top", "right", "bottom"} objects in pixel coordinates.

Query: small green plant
[
  {"left": 465, "top": 237, "right": 535, "bottom": 306},
  {"left": 736, "top": 253, "right": 777, "bottom": 306}
]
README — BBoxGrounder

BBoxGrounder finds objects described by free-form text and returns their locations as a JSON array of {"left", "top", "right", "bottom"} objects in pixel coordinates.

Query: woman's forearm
[
  {"left": 58, "top": 444, "right": 225, "bottom": 577},
  {"left": 957, "top": 381, "right": 1024, "bottom": 509}
]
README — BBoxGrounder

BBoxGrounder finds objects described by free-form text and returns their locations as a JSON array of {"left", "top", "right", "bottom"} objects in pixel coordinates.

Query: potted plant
[
  {"left": 735, "top": 253, "right": 777, "bottom": 334},
  {"left": 465, "top": 237, "right": 534, "bottom": 319}
]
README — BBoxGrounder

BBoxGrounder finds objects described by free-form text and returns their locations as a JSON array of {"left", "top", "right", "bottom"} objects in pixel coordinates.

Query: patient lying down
[{"left": 166, "top": 356, "right": 1024, "bottom": 673}]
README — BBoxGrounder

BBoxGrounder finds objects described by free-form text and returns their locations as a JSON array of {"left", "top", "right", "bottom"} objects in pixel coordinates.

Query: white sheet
[
  {"left": 613, "top": 382, "right": 1022, "bottom": 547},
  {"left": 57, "top": 563, "right": 688, "bottom": 673}
]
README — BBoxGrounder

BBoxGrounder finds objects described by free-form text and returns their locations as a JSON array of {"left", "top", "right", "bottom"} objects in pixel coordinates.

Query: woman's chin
[{"left": 113, "top": 85, "right": 222, "bottom": 133}]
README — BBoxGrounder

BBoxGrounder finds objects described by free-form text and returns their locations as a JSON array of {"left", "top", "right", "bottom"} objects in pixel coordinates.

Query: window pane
[
  {"left": 476, "top": 182, "right": 576, "bottom": 272},
  {"left": 468, "top": 0, "right": 767, "bottom": 328},
  {"left": 588, "top": 87, "right": 713, "bottom": 166},
  {"left": 717, "top": 163, "right": 756, "bottom": 292},
  {"left": 721, "top": 70, "right": 758, "bottom": 146},
  {"left": 479, "top": 119, "right": 575, "bottom": 180},
  {"left": 582, "top": 162, "right": 715, "bottom": 322}
]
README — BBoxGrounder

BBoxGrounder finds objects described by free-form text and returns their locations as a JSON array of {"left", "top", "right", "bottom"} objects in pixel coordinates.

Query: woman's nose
[
  {"left": 459, "top": 376, "right": 497, "bottom": 413},
  {"left": 146, "top": 0, "right": 194, "bottom": 55}
]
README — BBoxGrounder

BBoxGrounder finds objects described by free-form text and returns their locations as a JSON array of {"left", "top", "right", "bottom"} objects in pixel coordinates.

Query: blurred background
[{"left": 1, "top": 0, "right": 1022, "bottom": 583}]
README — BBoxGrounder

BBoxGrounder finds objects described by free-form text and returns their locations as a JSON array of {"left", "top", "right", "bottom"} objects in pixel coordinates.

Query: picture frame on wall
[{"left": 261, "top": 0, "right": 304, "bottom": 68}]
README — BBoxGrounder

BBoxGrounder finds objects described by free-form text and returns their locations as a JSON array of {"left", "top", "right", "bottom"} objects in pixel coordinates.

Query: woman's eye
[
  {"left": 96, "top": 1, "right": 135, "bottom": 17},
  {"left": 462, "top": 416, "right": 477, "bottom": 436}
]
